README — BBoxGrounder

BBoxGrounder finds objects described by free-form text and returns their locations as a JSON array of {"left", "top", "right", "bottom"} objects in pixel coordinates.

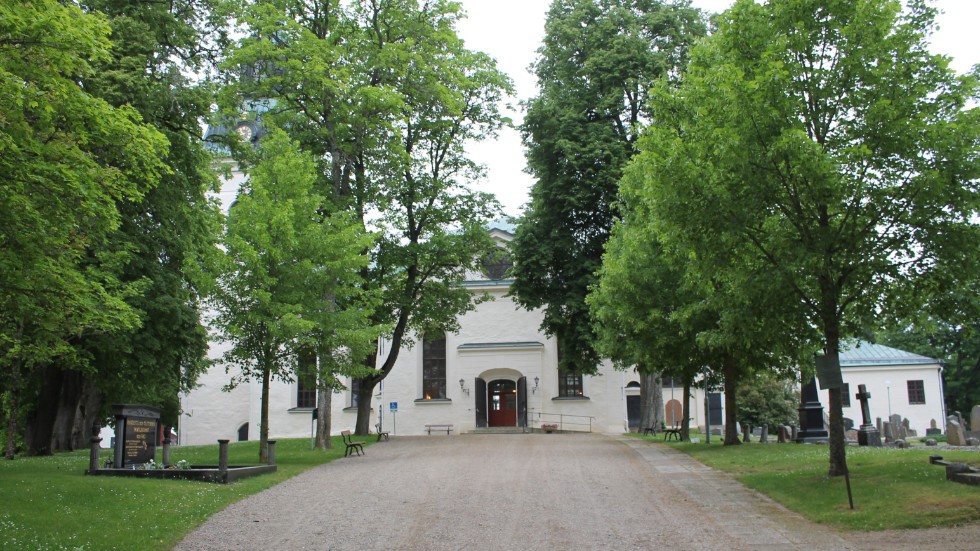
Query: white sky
[{"left": 455, "top": 0, "right": 980, "bottom": 218}]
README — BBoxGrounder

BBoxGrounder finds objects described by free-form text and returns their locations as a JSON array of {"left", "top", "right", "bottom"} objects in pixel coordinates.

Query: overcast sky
[{"left": 455, "top": 0, "right": 980, "bottom": 218}]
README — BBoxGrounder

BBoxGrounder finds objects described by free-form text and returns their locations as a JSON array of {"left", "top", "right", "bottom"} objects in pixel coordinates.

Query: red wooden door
[{"left": 487, "top": 380, "right": 517, "bottom": 427}]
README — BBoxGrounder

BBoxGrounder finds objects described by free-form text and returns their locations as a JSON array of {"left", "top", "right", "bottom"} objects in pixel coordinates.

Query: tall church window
[
  {"left": 422, "top": 333, "right": 447, "bottom": 399},
  {"left": 556, "top": 341, "right": 584, "bottom": 397},
  {"left": 350, "top": 378, "right": 360, "bottom": 408},
  {"left": 296, "top": 350, "right": 317, "bottom": 409}
]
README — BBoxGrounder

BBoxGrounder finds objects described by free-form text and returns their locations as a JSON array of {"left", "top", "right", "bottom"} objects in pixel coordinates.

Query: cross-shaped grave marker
[{"left": 856, "top": 384, "right": 882, "bottom": 447}]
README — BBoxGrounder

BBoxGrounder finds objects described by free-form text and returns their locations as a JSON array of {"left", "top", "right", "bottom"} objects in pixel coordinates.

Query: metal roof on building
[{"left": 839, "top": 340, "right": 938, "bottom": 366}]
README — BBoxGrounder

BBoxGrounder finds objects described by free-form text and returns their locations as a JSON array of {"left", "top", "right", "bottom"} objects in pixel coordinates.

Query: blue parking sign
[{"left": 389, "top": 402, "right": 398, "bottom": 412}]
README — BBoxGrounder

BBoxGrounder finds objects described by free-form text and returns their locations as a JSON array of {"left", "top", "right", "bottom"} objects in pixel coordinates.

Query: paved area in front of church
[{"left": 174, "top": 433, "right": 896, "bottom": 550}]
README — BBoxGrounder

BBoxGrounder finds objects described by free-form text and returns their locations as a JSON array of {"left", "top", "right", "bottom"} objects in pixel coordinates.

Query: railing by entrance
[{"left": 526, "top": 410, "right": 595, "bottom": 433}]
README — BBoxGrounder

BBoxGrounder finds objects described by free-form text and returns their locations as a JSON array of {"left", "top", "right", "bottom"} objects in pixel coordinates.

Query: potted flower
[{"left": 541, "top": 423, "right": 558, "bottom": 433}]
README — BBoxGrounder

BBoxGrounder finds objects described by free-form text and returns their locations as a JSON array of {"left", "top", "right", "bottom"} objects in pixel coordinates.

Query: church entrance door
[{"left": 487, "top": 379, "right": 517, "bottom": 427}]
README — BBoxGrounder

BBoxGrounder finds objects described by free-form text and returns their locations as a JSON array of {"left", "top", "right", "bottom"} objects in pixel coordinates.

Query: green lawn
[
  {"left": 643, "top": 433, "right": 980, "bottom": 531},
  {"left": 0, "top": 437, "right": 360, "bottom": 551}
]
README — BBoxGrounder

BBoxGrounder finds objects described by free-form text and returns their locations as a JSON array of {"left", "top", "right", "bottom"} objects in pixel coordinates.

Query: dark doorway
[
  {"left": 626, "top": 395, "right": 640, "bottom": 430},
  {"left": 487, "top": 379, "right": 517, "bottom": 427},
  {"left": 475, "top": 378, "right": 487, "bottom": 428},
  {"left": 237, "top": 422, "right": 249, "bottom": 442}
]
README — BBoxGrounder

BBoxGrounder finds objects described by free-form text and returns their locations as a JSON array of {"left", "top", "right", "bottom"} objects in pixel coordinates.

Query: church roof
[{"left": 839, "top": 340, "right": 938, "bottom": 366}]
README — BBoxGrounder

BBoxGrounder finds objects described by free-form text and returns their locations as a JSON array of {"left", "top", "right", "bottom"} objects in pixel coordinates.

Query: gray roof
[
  {"left": 488, "top": 218, "right": 517, "bottom": 235},
  {"left": 839, "top": 340, "right": 938, "bottom": 366}
]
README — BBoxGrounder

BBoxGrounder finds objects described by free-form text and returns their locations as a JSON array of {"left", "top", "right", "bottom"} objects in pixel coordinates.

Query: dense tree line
[
  {"left": 592, "top": 0, "right": 978, "bottom": 476},
  {"left": 1, "top": 0, "right": 223, "bottom": 457}
]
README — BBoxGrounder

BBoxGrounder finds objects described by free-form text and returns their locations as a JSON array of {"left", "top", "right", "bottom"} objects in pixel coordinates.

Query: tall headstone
[
  {"left": 883, "top": 420, "right": 894, "bottom": 443},
  {"left": 855, "top": 384, "right": 881, "bottom": 447},
  {"left": 890, "top": 414, "right": 906, "bottom": 440},
  {"left": 947, "top": 415, "right": 967, "bottom": 446},
  {"left": 796, "top": 376, "right": 829, "bottom": 442},
  {"left": 971, "top": 405, "right": 980, "bottom": 432}
]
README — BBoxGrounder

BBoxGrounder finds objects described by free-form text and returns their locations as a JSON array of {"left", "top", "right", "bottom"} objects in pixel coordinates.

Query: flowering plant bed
[
  {"left": 87, "top": 464, "right": 277, "bottom": 483},
  {"left": 541, "top": 424, "right": 559, "bottom": 433}
]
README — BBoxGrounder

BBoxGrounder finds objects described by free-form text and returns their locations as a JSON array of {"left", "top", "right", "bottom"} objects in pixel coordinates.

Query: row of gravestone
[{"left": 946, "top": 405, "right": 980, "bottom": 446}]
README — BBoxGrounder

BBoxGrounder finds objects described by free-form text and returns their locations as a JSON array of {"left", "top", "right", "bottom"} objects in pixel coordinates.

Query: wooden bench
[
  {"left": 341, "top": 430, "right": 365, "bottom": 457},
  {"left": 425, "top": 424, "right": 453, "bottom": 435},
  {"left": 375, "top": 423, "right": 389, "bottom": 442}
]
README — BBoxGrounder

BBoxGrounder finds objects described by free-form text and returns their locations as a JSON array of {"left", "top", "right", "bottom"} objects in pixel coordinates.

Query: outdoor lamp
[
  {"left": 532, "top": 376, "right": 540, "bottom": 395},
  {"left": 459, "top": 378, "right": 470, "bottom": 396}
]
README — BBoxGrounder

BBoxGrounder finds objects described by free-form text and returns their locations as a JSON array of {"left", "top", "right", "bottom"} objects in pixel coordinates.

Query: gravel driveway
[{"left": 173, "top": 433, "right": 975, "bottom": 551}]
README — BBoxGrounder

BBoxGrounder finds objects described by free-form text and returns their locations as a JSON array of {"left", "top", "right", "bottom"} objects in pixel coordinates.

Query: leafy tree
[
  {"left": 0, "top": 0, "right": 170, "bottom": 458},
  {"left": 510, "top": 0, "right": 706, "bottom": 375},
  {"left": 736, "top": 371, "right": 798, "bottom": 432},
  {"left": 588, "top": 220, "right": 708, "bottom": 439},
  {"left": 877, "top": 274, "right": 980, "bottom": 421},
  {"left": 221, "top": 0, "right": 510, "bottom": 434},
  {"left": 212, "top": 130, "right": 375, "bottom": 461},
  {"left": 27, "top": 0, "right": 226, "bottom": 455},
  {"left": 632, "top": 0, "right": 979, "bottom": 473}
]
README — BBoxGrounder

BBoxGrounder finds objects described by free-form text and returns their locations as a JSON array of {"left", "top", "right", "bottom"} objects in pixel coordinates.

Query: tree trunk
[
  {"left": 722, "top": 352, "right": 741, "bottom": 446},
  {"left": 51, "top": 368, "right": 83, "bottom": 452},
  {"left": 824, "top": 335, "right": 848, "bottom": 476},
  {"left": 680, "top": 378, "right": 692, "bottom": 441},
  {"left": 259, "top": 364, "right": 270, "bottom": 463},
  {"left": 5, "top": 359, "right": 23, "bottom": 460},
  {"left": 315, "top": 387, "right": 332, "bottom": 450},
  {"left": 638, "top": 371, "right": 662, "bottom": 431},
  {"left": 354, "top": 377, "right": 376, "bottom": 436},
  {"left": 71, "top": 378, "right": 103, "bottom": 450},
  {"left": 26, "top": 363, "right": 62, "bottom": 456}
]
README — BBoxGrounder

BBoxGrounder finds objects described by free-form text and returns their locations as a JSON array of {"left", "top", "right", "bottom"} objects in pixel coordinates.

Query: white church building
[
  {"left": 177, "top": 129, "right": 947, "bottom": 445},
  {"left": 180, "top": 215, "right": 711, "bottom": 445}
]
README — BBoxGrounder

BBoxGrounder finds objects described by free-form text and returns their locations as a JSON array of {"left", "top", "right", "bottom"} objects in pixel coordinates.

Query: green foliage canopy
[
  {"left": 511, "top": 0, "right": 706, "bottom": 374},
  {"left": 630, "top": 0, "right": 979, "bottom": 472}
]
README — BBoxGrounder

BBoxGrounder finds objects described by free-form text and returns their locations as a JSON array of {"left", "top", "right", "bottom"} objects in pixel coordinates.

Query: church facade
[
  {"left": 180, "top": 221, "right": 710, "bottom": 445},
  {"left": 177, "top": 153, "right": 946, "bottom": 445}
]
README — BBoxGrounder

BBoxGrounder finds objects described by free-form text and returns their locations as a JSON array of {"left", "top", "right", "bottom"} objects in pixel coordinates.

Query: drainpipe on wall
[{"left": 938, "top": 361, "right": 947, "bottom": 432}]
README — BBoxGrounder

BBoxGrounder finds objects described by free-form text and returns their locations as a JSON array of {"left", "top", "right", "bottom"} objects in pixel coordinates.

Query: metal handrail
[{"left": 526, "top": 410, "right": 595, "bottom": 432}]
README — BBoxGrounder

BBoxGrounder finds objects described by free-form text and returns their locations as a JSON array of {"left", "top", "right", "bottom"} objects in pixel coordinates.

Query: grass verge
[
  {"left": 0, "top": 437, "right": 364, "bottom": 550},
  {"left": 637, "top": 433, "right": 980, "bottom": 531}
]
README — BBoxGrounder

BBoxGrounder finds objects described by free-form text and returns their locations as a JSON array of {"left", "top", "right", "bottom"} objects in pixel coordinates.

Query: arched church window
[{"left": 481, "top": 249, "right": 513, "bottom": 280}]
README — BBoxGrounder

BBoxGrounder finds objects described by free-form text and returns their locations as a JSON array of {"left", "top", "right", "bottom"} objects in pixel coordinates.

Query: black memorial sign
[{"left": 112, "top": 405, "right": 161, "bottom": 468}]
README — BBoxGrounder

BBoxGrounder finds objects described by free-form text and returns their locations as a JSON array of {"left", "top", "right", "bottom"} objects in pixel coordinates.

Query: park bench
[
  {"left": 663, "top": 427, "right": 681, "bottom": 441},
  {"left": 341, "top": 430, "right": 365, "bottom": 457},
  {"left": 375, "top": 422, "right": 389, "bottom": 442},
  {"left": 425, "top": 424, "right": 453, "bottom": 435}
]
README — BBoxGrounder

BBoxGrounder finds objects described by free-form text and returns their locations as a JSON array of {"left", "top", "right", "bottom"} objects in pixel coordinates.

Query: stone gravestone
[
  {"left": 902, "top": 417, "right": 917, "bottom": 438},
  {"left": 855, "top": 385, "right": 881, "bottom": 447},
  {"left": 926, "top": 419, "right": 942, "bottom": 436},
  {"left": 973, "top": 406, "right": 980, "bottom": 432},
  {"left": 947, "top": 415, "right": 967, "bottom": 446},
  {"left": 777, "top": 425, "right": 791, "bottom": 443},
  {"left": 890, "top": 414, "right": 907, "bottom": 440},
  {"left": 112, "top": 404, "right": 161, "bottom": 468}
]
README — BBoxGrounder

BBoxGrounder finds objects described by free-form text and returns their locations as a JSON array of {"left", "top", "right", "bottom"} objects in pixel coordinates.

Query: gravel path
[{"left": 173, "top": 434, "right": 974, "bottom": 551}]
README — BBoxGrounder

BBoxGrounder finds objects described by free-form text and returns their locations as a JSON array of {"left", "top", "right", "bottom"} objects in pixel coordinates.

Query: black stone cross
[
  {"left": 856, "top": 384, "right": 873, "bottom": 426},
  {"left": 856, "top": 384, "right": 882, "bottom": 447}
]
